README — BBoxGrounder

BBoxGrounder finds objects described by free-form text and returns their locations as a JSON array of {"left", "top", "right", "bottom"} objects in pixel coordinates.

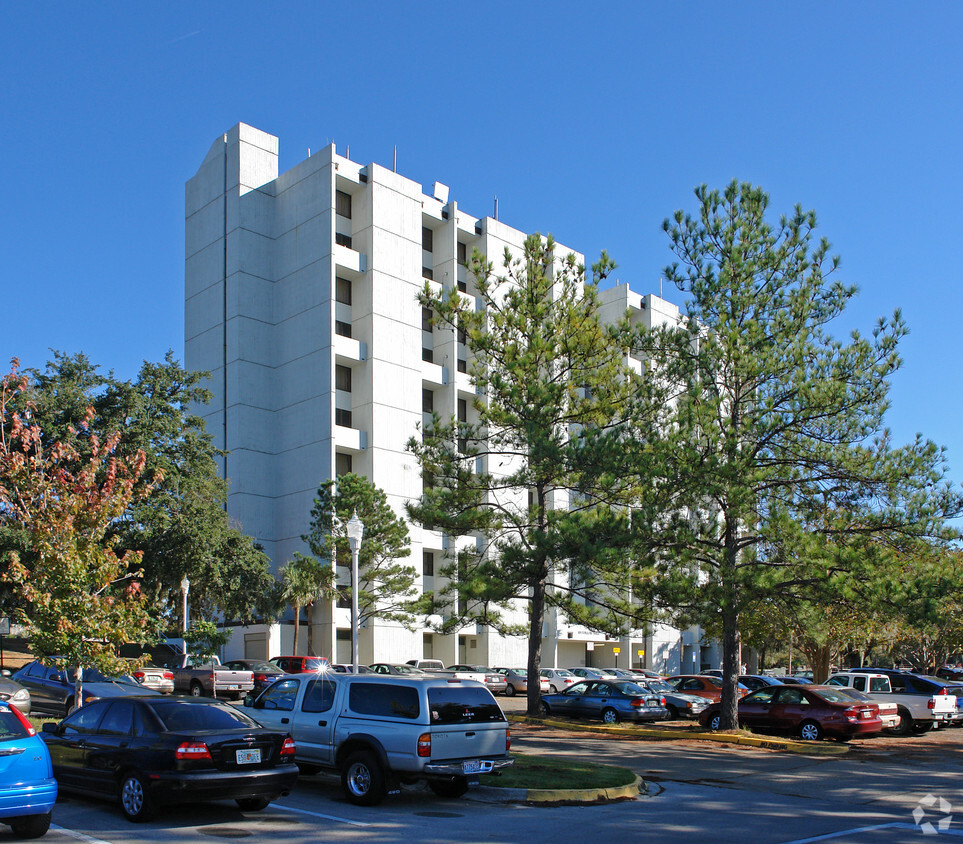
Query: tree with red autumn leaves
[{"left": 0, "top": 360, "right": 157, "bottom": 690}]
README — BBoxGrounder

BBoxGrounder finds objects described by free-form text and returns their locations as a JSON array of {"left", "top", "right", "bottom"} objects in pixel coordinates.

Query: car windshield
[
  {"left": 612, "top": 681, "right": 647, "bottom": 695},
  {"left": 0, "top": 708, "right": 31, "bottom": 742},
  {"left": 833, "top": 688, "right": 872, "bottom": 702},
  {"left": 393, "top": 665, "right": 425, "bottom": 675},
  {"left": 151, "top": 700, "right": 261, "bottom": 731},
  {"left": 646, "top": 681, "right": 673, "bottom": 693},
  {"left": 511, "top": 669, "right": 527, "bottom": 677}
]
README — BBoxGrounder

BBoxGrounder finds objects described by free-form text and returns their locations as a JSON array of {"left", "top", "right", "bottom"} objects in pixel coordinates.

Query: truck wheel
[
  {"left": 342, "top": 751, "right": 386, "bottom": 806},
  {"left": 429, "top": 776, "right": 469, "bottom": 799},
  {"left": 189, "top": 681, "right": 203, "bottom": 697},
  {"left": 236, "top": 797, "right": 271, "bottom": 811},
  {"left": 887, "top": 708, "right": 912, "bottom": 736}
]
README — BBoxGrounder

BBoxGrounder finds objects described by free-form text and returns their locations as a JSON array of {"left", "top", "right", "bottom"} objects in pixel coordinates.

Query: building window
[
  {"left": 457, "top": 242, "right": 467, "bottom": 265},
  {"left": 457, "top": 359, "right": 467, "bottom": 373},
  {"left": 422, "top": 348, "right": 434, "bottom": 363},
  {"left": 422, "top": 266, "right": 434, "bottom": 280},
  {"left": 336, "top": 277, "right": 352, "bottom": 305},
  {"left": 337, "top": 592, "right": 351, "bottom": 609},
  {"left": 335, "top": 320, "right": 353, "bottom": 338},
  {"left": 336, "top": 452, "right": 352, "bottom": 476},
  {"left": 336, "top": 232, "right": 353, "bottom": 249},
  {"left": 422, "top": 307, "right": 433, "bottom": 333},
  {"left": 422, "top": 226, "right": 433, "bottom": 252},
  {"left": 423, "top": 551, "right": 434, "bottom": 577},
  {"left": 457, "top": 280, "right": 467, "bottom": 293},
  {"left": 336, "top": 408, "right": 353, "bottom": 428},
  {"left": 422, "top": 389, "right": 434, "bottom": 413},
  {"left": 457, "top": 320, "right": 467, "bottom": 346},
  {"left": 336, "top": 365, "right": 352, "bottom": 392},
  {"left": 457, "top": 398, "right": 467, "bottom": 454},
  {"left": 336, "top": 190, "right": 352, "bottom": 219}
]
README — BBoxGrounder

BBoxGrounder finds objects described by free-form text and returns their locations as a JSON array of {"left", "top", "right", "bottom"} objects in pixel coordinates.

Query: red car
[
  {"left": 666, "top": 675, "right": 750, "bottom": 702},
  {"left": 699, "top": 684, "right": 882, "bottom": 741},
  {"left": 270, "top": 656, "right": 329, "bottom": 673}
]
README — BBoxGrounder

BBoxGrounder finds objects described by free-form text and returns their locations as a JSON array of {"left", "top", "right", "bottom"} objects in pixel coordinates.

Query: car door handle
[
  {"left": 281, "top": 717, "right": 290, "bottom": 724},
  {"left": 317, "top": 720, "right": 327, "bottom": 726}
]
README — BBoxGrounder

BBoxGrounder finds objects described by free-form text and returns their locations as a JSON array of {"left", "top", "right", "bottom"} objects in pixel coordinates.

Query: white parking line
[
  {"left": 274, "top": 804, "right": 371, "bottom": 827},
  {"left": 785, "top": 821, "right": 963, "bottom": 842},
  {"left": 51, "top": 825, "right": 114, "bottom": 844}
]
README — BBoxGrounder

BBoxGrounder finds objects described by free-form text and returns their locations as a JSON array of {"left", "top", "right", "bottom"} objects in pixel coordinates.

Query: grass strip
[{"left": 486, "top": 751, "right": 636, "bottom": 790}]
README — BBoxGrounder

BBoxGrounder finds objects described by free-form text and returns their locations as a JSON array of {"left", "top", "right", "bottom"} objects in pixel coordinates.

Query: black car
[
  {"left": 41, "top": 696, "right": 299, "bottom": 821},
  {"left": 14, "top": 659, "right": 159, "bottom": 716}
]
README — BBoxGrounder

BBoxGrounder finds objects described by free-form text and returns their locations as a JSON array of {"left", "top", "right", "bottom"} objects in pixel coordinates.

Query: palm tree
[{"left": 279, "top": 553, "right": 335, "bottom": 655}]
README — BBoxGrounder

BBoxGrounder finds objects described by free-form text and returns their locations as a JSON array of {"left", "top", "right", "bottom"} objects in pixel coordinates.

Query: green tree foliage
[
  {"left": 279, "top": 553, "right": 335, "bottom": 655},
  {"left": 407, "top": 234, "right": 651, "bottom": 715},
  {"left": 302, "top": 473, "right": 423, "bottom": 630},
  {"left": 621, "top": 182, "right": 961, "bottom": 729},
  {"left": 3, "top": 352, "right": 280, "bottom": 628},
  {"left": 0, "top": 362, "right": 156, "bottom": 684}
]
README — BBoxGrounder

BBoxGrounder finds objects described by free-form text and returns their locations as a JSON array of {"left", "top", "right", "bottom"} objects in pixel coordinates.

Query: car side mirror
[
  {"left": 41, "top": 722, "right": 59, "bottom": 734},
  {"left": 243, "top": 694, "right": 254, "bottom": 708}
]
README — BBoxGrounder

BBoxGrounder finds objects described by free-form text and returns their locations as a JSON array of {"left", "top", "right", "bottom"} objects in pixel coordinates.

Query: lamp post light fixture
[
  {"left": 346, "top": 511, "right": 364, "bottom": 674},
  {"left": 180, "top": 577, "right": 190, "bottom": 636}
]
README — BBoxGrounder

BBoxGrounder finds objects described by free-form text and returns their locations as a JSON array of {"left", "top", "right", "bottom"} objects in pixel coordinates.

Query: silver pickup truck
[
  {"left": 159, "top": 652, "right": 254, "bottom": 699},
  {"left": 242, "top": 672, "right": 513, "bottom": 805}
]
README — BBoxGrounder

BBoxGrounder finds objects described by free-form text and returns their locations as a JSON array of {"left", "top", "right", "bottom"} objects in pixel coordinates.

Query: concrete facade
[{"left": 186, "top": 123, "right": 706, "bottom": 672}]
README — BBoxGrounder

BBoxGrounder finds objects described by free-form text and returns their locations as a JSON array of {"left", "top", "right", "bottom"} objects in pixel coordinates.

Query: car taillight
[
  {"left": 176, "top": 742, "right": 212, "bottom": 760},
  {"left": 417, "top": 733, "right": 431, "bottom": 757},
  {"left": 660, "top": 697, "right": 666, "bottom": 706},
  {"left": 506, "top": 728, "right": 511, "bottom": 752},
  {"left": 928, "top": 699, "right": 936, "bottom": 710},
  {"left": 8, "top": 703, "right": 35, "bottom": 736},
  {"left": 133, "top": 671, "right": 146, "bottom": 681},
  {"left": 254, "top": 673, "right": 267, "bottom": 683},
  {"left": 629, "top": 698, "right": 645, "bottom": 708},
  {"left": 281, "top": 737, "right": 296, "bottom": 757},
  {"left": 209, "top": 671, "right": 216, "bottom": 683},
  {"left": 163, "top": 671, "right": 174, "bottom": 680}
]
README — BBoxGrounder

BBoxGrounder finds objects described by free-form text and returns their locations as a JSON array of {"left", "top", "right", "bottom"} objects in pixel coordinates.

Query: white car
[{"left": 568, "top": 666, "right": 619, "bottom": 682}]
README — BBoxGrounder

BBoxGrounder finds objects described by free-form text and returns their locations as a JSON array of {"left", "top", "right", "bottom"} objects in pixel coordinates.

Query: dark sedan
[
  {"left": 699, "top": 684, "right": 882, "bottom": 741},
  {"left": 14, "top": 660, "right": 159, "bottom": 716},
  {"left": 538, "top": 679, "right": 667, "bottom": 724},
  {"left": 41, "top": 696, "right": 298, "bottom": 821}
]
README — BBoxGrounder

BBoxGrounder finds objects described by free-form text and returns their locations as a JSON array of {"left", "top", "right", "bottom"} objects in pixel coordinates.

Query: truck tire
[
  {"left": 189, "top": 681, "right": 203, "bottom": 697},
  {"left": 429, "top": 776, "right": 469, "bottom": 798},
  {"left": 342, "top": 750, "right": 387, "bottom": 806},
  {"left": 887, "top": 708, "right": 912, "bottom": 736}
]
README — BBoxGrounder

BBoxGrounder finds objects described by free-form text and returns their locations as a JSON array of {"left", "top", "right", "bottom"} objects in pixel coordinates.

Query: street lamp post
[
  {"left": 346, "top": 511, "right": 365, "bottom": 674},
  {"left": 181, "top": 577, "right": 190, "bottom": 637}
]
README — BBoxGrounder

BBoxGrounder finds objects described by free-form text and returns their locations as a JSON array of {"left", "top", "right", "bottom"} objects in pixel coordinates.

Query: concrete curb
[
  {"left": 507, "top": 714, "right": 850, "bottom": 756},
  {"left": 471, "top": 774, "right": 645, "bottom": 805}
]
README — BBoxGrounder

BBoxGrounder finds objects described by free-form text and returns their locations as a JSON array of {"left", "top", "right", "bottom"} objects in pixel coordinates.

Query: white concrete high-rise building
[{"left": 185, "top": 123, "right": 710, "bottom": 671}]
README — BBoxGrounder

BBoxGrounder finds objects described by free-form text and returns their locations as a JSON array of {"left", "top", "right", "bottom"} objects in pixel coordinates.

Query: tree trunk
[
  {"left": 292, "top": 604, "right": 301, "bottom": 654},
  {"left": 719, "top": 604, "right": 740, "bottom": 730},
  {"left": 526, "top": 576, "right": 546, "bottom": 717}
]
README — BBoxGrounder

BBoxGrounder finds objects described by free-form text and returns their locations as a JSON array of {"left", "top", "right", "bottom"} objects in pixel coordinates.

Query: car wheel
[
  {"left": 799, "top": 720, "right": 824, "bottom": 741},
  {"left": 189, "top": 681, "right": 203, "bottom": 697},
  {"left": 538, "top": 700, "right": 551, "bottom": 717},
  {"left": 9, "top": 812, "right": 51, "bottom": 839},
  {"left": 550, "top": 684, "right": 559, "bottom": 694},
  {"left": 887, "top": 708, "right": 913, "bottom": 737},
  {"left": 429, "top": 776, "right": 469, "bottom": 799},
  {"left": 505, "top": 684, "right": 516, "bottom": 697},
  {"left": 665, "top": 704, "right": 679, "bottom": 721},
  {"left": 341, "top": 750, "right": 386, "bottom": 806},
  {"left": 707, "top": 713, "right": 721, "bottom": 731},
  {"left": 236, "top": 796, "right": 271, "bottom": 811},
  {"left": 602, "top": 708, "right": 620, "bottom": 725},
  {"left": 119, "top": 771, "right": 155, "bottom": 821}
]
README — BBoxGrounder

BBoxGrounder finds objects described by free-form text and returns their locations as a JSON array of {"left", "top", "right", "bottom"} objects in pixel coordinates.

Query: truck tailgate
[{"left": 430, "top": 724, "right": 507, "bottom": 760}]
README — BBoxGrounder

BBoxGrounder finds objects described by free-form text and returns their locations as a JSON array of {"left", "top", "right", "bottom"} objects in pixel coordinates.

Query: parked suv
[{"left": 243, "top": 673, "right": 512, "bottom": 805}]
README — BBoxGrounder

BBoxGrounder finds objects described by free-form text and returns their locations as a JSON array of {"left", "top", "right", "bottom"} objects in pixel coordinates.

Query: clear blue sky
[{"left": 2, "top": 3, "right": 961, "bottom": 479}]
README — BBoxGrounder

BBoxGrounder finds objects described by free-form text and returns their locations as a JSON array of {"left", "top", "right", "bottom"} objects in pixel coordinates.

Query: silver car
[
  {"left": 494, "top": 668, "right": 549, "bottom": 697},
  {"left": 0, "top": 674, "right": 32, "bottom": 715},
  {"left": 540, "top": 668, "right": 579, "bottom": 693}
]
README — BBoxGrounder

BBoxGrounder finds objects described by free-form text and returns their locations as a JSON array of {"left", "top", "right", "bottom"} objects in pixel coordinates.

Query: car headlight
[{"left": 12, "top": 689, "right": 29, "bottom": 702}]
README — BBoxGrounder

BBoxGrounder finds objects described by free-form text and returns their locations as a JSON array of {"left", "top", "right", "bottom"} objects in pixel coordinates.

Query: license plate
[
  {"left": 228, "top": 684, "right": 239, "bottom": 690},
  {"left": 861, "top": 711, "right": 870, "bottom": 719},
  {"left": 236, "top": 749, "right": 261, "bottom": 765},
  {"left": 463, "top": 760, "right": 481, "bottom": 774}
]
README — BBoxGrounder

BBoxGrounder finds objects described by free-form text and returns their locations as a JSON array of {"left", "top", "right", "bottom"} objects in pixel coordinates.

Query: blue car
[{"left": 0, "top": 701, "right": 57, "bottom": 838}]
